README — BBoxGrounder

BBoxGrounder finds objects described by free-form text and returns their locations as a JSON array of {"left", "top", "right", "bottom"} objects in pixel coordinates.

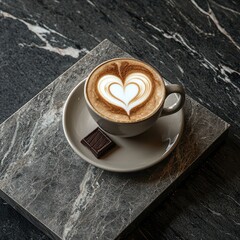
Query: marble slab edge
[
  {"left": 0, "top": 189, "right": 60, "bottom": 240},
  {"left": 116, "top": 126, "right": 229, "bottom": 239}
]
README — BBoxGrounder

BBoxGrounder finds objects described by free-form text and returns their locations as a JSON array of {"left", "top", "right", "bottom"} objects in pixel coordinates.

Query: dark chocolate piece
[{"left": 81, "top": 128, "right": 116, "bottom": 158}]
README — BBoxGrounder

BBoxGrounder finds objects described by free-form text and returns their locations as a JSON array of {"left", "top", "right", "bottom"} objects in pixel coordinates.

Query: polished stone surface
[
  {"left": 0, "top": 40, "right": 229, "bottom": 240},
  {"left": 0, "top": 0, "right": 239, "bottom": 142},
  {"left": 0, "top": 0, "right": 239, "bottom": 239}
]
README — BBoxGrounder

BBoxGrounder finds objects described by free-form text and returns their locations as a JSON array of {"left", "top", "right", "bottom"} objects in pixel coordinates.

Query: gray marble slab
[{"left": 0, "top": 40, "right": 229, "bottom": 240}]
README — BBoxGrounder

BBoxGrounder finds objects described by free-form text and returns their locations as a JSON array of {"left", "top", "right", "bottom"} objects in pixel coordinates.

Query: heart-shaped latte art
[{"left": 97, "top": 73, "right": 152, "bottom": 115}]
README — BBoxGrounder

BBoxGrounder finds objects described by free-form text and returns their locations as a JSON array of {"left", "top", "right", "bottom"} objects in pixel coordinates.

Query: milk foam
[{"left": 97, "top": 73, "right": 152, "bottom": 115}]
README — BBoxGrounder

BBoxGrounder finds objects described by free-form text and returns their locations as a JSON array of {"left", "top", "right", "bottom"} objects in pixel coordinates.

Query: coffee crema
[{"left": 86, "top": 59, "right": 165, "bottom": 123}]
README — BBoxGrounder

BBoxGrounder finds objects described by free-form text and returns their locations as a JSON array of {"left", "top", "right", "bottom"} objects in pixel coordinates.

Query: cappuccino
[{"left": 86, "top": 59, "right": 165, "bottom": 123}]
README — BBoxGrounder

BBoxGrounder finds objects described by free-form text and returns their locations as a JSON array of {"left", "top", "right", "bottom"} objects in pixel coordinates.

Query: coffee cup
[{"left": 84, "top": 58, "right": 185, "bottom": 137}]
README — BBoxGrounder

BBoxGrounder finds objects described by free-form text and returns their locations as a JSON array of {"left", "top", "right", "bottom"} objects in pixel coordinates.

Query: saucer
[{"left": 62, "top": 80, "right": 184, "bottom": 172}]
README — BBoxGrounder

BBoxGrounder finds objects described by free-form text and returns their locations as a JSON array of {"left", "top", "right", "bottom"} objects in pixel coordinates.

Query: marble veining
[
  {"left": 0, "top": 0, "right": 239, "bottom": 143},
  {"left": 0, "top": 10, "right": 87, "bottom": 58},
  {"left": 0, "top": 40, "right": 229, "bottom": 240},
  {"left": 190, "top": 0, "right": 240, "bottom": 50},
  {"left": 145, "top": 20, "right": 240, "bottom": 95},
  {"left": 0, "top": 0, "right": 239, "bottom": 239}
]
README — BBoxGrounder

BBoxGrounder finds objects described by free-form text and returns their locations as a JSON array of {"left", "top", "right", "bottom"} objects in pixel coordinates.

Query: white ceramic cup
[{"left": 84, "top": 58, "right": 185, "bottom": 137}]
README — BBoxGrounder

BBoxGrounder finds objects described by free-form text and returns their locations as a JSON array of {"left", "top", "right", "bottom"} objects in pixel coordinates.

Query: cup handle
[{"left": 161, "top": 84, "right": 185, "bottom": 117}]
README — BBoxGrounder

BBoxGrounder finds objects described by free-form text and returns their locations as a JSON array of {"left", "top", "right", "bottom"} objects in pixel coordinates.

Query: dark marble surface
[
  {"left": 0, "top": 39, "right": 229, "bottom": 240},
  {"left": 0, "top": 0, "right": 239, "bottom": 239}
]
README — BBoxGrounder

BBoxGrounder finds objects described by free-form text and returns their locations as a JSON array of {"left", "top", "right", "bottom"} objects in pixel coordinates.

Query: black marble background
[{"left": 0, "top": 0, "right": 239, "bottom": 239}]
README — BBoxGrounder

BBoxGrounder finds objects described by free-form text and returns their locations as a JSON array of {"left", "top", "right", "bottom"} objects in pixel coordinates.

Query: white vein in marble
[
  {"left": 145, "top": 21, "right": 240, "bottom": 93},
  {"left": 190, "top": 0, "right": 240, "bottom": 51},
  {"left": 86, "top": 0, "right": 96, "bottom": 8},
  {"left": 63, "top": 165, "right": 102, "bottom": 239},
  {"left": 0, "top": 10, "right": 88, "bottom": 58},
  {"left": 210, "top": 0, "right": 240, "bottom": 16}
]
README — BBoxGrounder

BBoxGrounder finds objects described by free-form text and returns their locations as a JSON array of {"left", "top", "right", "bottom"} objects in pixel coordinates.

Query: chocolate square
[{"left": 81, "top": 128, "right": 116, "bottom": 158}]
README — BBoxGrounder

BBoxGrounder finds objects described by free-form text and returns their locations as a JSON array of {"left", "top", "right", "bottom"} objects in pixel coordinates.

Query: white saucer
[{"left": 62, "top": 80, "right": 184, "bottom": 172}]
